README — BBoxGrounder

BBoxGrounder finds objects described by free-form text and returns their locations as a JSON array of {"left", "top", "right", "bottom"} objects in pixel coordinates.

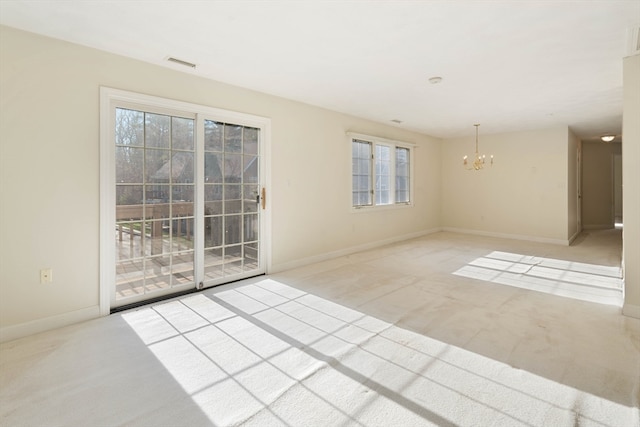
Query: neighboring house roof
[
  {"left": 152, "top": 152, "right": 196, "bottom": 182},
  {"left": 152, "top": 152, "right": 256, "bottom": 183}
]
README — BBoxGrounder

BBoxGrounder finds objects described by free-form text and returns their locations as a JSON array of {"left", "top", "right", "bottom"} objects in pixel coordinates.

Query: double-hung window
[{"left": 350, "top": 133, "right": 413, "bottom": 209}]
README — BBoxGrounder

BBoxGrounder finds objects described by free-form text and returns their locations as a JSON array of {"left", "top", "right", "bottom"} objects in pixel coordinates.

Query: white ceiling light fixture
[
  {"left": 601, "top": 135, "right": 615, "bottom": 142},
  {"left": 463, "top": 124, "right": 493, "bottom": 170}
]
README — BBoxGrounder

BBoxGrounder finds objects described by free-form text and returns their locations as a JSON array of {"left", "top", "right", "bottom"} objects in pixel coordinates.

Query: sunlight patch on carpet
[
  {"left": 453, "top": 251, "right": 623, "bottom": 306},
  {"left": 121, "top": 278, "right": 633, "bottom": 426}
]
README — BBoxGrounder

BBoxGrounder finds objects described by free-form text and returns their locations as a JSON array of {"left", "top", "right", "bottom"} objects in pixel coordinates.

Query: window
[
  {"left": 352, "top": 140, "right": 372, "bottom": 206},
  {"left": 395, "top": 147, "right": 410, "bottom": 203},
  {"left": 350, "top": 133, "right": 413, "bottom": 209}
]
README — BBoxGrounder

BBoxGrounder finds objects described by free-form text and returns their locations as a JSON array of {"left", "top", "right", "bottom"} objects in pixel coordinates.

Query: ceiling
[{"left": 1, "top": 1, "right": 638, "bottom": 140}]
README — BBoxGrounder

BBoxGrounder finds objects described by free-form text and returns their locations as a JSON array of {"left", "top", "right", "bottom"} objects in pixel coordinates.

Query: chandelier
[{"left": 463, "top": 124, "right": 493, "bottom": 170}]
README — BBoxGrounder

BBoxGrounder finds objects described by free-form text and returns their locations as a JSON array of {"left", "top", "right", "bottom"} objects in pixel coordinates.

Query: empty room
[{"left": 1, "top": 1, "right": 639, "bottom": 426}]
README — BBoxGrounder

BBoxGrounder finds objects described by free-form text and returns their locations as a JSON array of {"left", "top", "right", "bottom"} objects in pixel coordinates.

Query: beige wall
[
  {"left": 581, "top": 141, "right": 620, "bottom": 229},
  {"left": 0, "top": 26, "right": 441, "bottom": 332},
  {"left": 441, "top": 127, "right": 570, "bottom": 243},
  {"left": 622, "top": 54, "right": 640, "bottom": 317}
]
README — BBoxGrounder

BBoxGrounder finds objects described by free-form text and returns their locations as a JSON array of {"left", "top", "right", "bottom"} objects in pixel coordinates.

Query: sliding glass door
[{"left": 101, "top": 88, "right": 268, "bottom": 310}]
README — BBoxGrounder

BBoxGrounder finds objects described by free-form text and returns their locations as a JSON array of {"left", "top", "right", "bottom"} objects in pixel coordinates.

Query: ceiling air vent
[{"left": 167, "top": 57, "right": 197, "bottom": 68}]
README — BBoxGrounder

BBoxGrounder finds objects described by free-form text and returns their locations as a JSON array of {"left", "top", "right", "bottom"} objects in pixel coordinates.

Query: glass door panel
[
  {"left": 203, "top": 120, "right": 261, "bottom": 286},
  {"left": 114, "top": 107, "right": 195, "bottom": 304}
]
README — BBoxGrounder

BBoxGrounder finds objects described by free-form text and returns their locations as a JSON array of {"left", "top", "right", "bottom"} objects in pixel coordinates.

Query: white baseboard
[
  {"left": 0, "top": 305, "right": 101, "bottom": 343},
  {"left": 622, "top": 303, "right": 640, "bottom": 319},
  {"left": 441, "top": 227, "right": 570, "bottom": 246},
  {"left": 271, "top": 228, "right": 441, "bottom": 273}
]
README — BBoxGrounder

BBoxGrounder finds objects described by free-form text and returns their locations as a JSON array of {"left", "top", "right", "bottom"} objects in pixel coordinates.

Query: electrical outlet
[{"left": 40, "top": 269, "right": 53, "bottom": 284}]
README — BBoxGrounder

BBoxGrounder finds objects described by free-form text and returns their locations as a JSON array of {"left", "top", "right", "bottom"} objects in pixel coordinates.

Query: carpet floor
[{"left": 1, "top": 230, "right": 638, "bottom": 426}]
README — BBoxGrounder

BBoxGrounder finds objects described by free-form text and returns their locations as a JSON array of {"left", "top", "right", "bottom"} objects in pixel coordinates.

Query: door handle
[{"left": 261, "top": 188, "right": 266, "bottom": 210}]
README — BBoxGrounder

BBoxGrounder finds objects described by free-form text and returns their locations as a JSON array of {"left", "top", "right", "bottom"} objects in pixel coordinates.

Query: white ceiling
[{"left": 1, "top": 1, "right": 638, "bottom": 140}]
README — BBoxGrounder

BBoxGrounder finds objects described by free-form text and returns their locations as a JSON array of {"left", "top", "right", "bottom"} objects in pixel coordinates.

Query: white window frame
[{"left": 348, "top": 132, "right": 415, "bottom": 212}]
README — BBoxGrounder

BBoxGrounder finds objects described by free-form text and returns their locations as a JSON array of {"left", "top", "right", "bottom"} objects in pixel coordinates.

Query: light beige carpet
[{"left": 1, "top": 231, "right": 638, "bottom": 426}]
